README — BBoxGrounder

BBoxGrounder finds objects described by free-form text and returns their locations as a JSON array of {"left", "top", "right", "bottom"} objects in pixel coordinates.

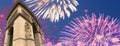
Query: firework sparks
[
  {"left": 0, "top": 14, "right": 4, "bottom": 20},
  {"left": 60, "top": 13, "right": 120, "bottom": 46},
  {"left": 24, "top": 0, "right": 79, "bottom": 22},
  {"left": 14, "top": 0, "right": 18, "bottom": 3}
]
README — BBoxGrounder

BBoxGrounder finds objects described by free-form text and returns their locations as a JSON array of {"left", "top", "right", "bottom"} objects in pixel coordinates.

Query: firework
[
  {"left": 0, "top": 14, "right": 4, "bottom": 20},
  {"left": 60, "top": 13, "right": 120, "bottom": 46},
  {"left": 24, "top": 0, "right": 79, "bottom": 22}
]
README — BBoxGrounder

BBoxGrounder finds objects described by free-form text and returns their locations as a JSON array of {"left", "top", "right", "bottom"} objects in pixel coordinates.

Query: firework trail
[
  {"left": 24, "top": 0, "right": 79, "bottom": 22},
  {"left": 60, "top": 13, "right": 120, "bottom": 46}
]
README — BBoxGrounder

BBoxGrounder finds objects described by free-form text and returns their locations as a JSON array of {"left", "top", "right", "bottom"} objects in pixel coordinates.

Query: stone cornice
[{"left": 7, "top": 2, "right": 41, "bottom": 29}]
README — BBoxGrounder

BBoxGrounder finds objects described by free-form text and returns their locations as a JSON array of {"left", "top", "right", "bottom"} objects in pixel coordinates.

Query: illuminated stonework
[{"left": 4, "top": 2, "right": 43, "bottom": 46}]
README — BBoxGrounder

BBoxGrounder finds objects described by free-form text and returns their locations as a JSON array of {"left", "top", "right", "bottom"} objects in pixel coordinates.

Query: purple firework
[{"left": 60, "top": 13, "right": 120, "bottom": 46}]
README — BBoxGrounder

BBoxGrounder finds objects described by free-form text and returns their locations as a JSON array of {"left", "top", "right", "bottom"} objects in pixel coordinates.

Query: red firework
[
  {"left": 0, "top": 14, "right": 4, "bottom": 20},
  {"left": 14, "top": 0, "right": 18, "bottom": 3}
]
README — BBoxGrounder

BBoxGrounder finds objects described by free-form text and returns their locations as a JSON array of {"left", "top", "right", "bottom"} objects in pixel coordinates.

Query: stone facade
[{"left": 4, "top": 2, "right": 43, "bottom": 46}]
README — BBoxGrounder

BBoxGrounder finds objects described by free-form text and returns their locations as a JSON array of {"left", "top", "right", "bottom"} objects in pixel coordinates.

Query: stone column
[
  {"left": 34, "top": 32, "right": 43, "bottom": 46},
  {"left": 34, "top": 28, "right": 43, "bottom": 46},
  {"left": 4, "top": 30, "right": 10, "bottom": 46},
  {"left": 12, "top": 16, "right": 26, "bottom": 46}
]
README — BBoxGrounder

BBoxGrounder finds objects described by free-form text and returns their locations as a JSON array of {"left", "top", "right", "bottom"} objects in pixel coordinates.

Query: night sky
[{"left": 0, "top": 0, "right": 120, "bottom": 45}]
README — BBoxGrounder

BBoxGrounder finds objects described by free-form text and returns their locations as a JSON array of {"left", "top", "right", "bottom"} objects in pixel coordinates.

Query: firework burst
[
  {"left": 24, "top": 0, "right": 79, "bottom": 22},
  {"left": 60, "top": 13, "right": 120, "bottom": 46}
]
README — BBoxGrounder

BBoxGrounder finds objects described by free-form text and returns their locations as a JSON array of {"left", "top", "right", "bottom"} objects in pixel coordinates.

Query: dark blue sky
[{"left": 0, "top": 0, "right": 120, "bottom": 44}]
